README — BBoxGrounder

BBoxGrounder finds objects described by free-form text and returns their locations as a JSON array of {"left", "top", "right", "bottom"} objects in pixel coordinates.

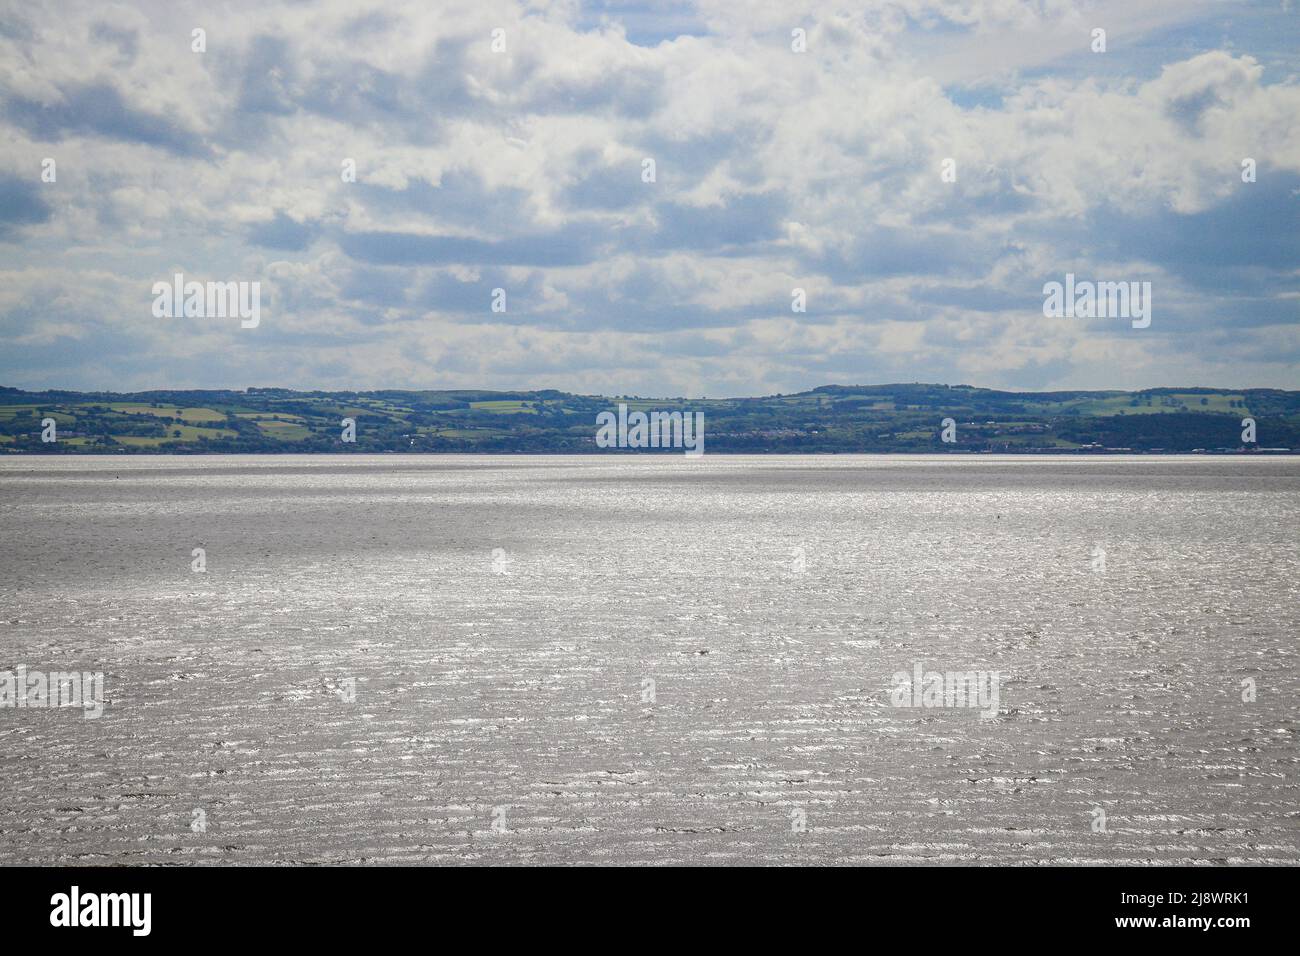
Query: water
[{"left": 1, "top": 455, "right": 1296, "bottom": 865}]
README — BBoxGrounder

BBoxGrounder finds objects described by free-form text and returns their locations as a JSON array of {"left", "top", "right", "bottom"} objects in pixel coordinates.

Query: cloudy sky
[{"left": 1, "top": 0, "right": 1297, "bottom": 397}]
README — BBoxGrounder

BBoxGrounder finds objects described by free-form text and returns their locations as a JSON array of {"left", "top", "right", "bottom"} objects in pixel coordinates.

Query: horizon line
[{"left": 4, "top": 381, "right": 1299, "bottom": 401}]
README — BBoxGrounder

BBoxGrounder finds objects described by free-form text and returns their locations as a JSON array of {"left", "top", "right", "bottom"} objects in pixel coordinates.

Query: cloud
[
  {"left": 339, "top": 225, "right": 604, "bottom": 267},
  {"left": 5, "top": 82, "right": 211, "bottom": 157},
  {"left": 0, "top": 0, "right": 1296, "bottom": 396},
  {"left": 247, "top": 211, "right": 319, "bottom": 251},
  {"left": 1086, "top": 172, "right": 1300, "bottom": 298},
  {"left": 0, "top": 173, "right": 52, "bottom": 236}
]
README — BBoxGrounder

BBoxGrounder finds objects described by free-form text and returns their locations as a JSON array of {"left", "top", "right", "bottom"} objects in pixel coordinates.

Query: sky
[{"left": 0, "top": 0, "right": 1297, "bottom": 397}]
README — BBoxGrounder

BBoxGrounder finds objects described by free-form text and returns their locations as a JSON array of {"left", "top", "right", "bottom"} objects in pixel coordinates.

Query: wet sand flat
[{"left": 0, "top": 455, "right": 1297, "bottom": 865}]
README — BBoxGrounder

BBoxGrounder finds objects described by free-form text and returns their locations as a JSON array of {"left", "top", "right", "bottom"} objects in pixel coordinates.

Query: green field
[
  {"left": 105, "top": 403, "right": 228, "bottom": 422},
  {"left": 0, "top": 404, "right": 43, "bottom": 419},
  {"left": 116, "top": 425, "right": 238, "bottom": 446},
  {"left": 468, "top": 400, "right": 541, "bottom": 414},
  {"left": 254, "top": 420, "right": 313, "bottom": 440}
]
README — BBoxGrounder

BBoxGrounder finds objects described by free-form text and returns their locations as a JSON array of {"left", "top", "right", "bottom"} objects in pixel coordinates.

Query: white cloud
[{"left": 0, "top": 0, "right": 1296, "bottom": 395}]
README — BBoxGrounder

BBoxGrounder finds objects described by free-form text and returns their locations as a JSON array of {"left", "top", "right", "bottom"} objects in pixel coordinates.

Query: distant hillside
[{"left": 2, "top": 384, "right": 1297, "bottom": 453}]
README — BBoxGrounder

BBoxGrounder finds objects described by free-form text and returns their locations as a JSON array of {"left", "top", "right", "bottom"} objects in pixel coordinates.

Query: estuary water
[{"left": 0, "top": 455, "right": 1296, "bottom": 865}]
